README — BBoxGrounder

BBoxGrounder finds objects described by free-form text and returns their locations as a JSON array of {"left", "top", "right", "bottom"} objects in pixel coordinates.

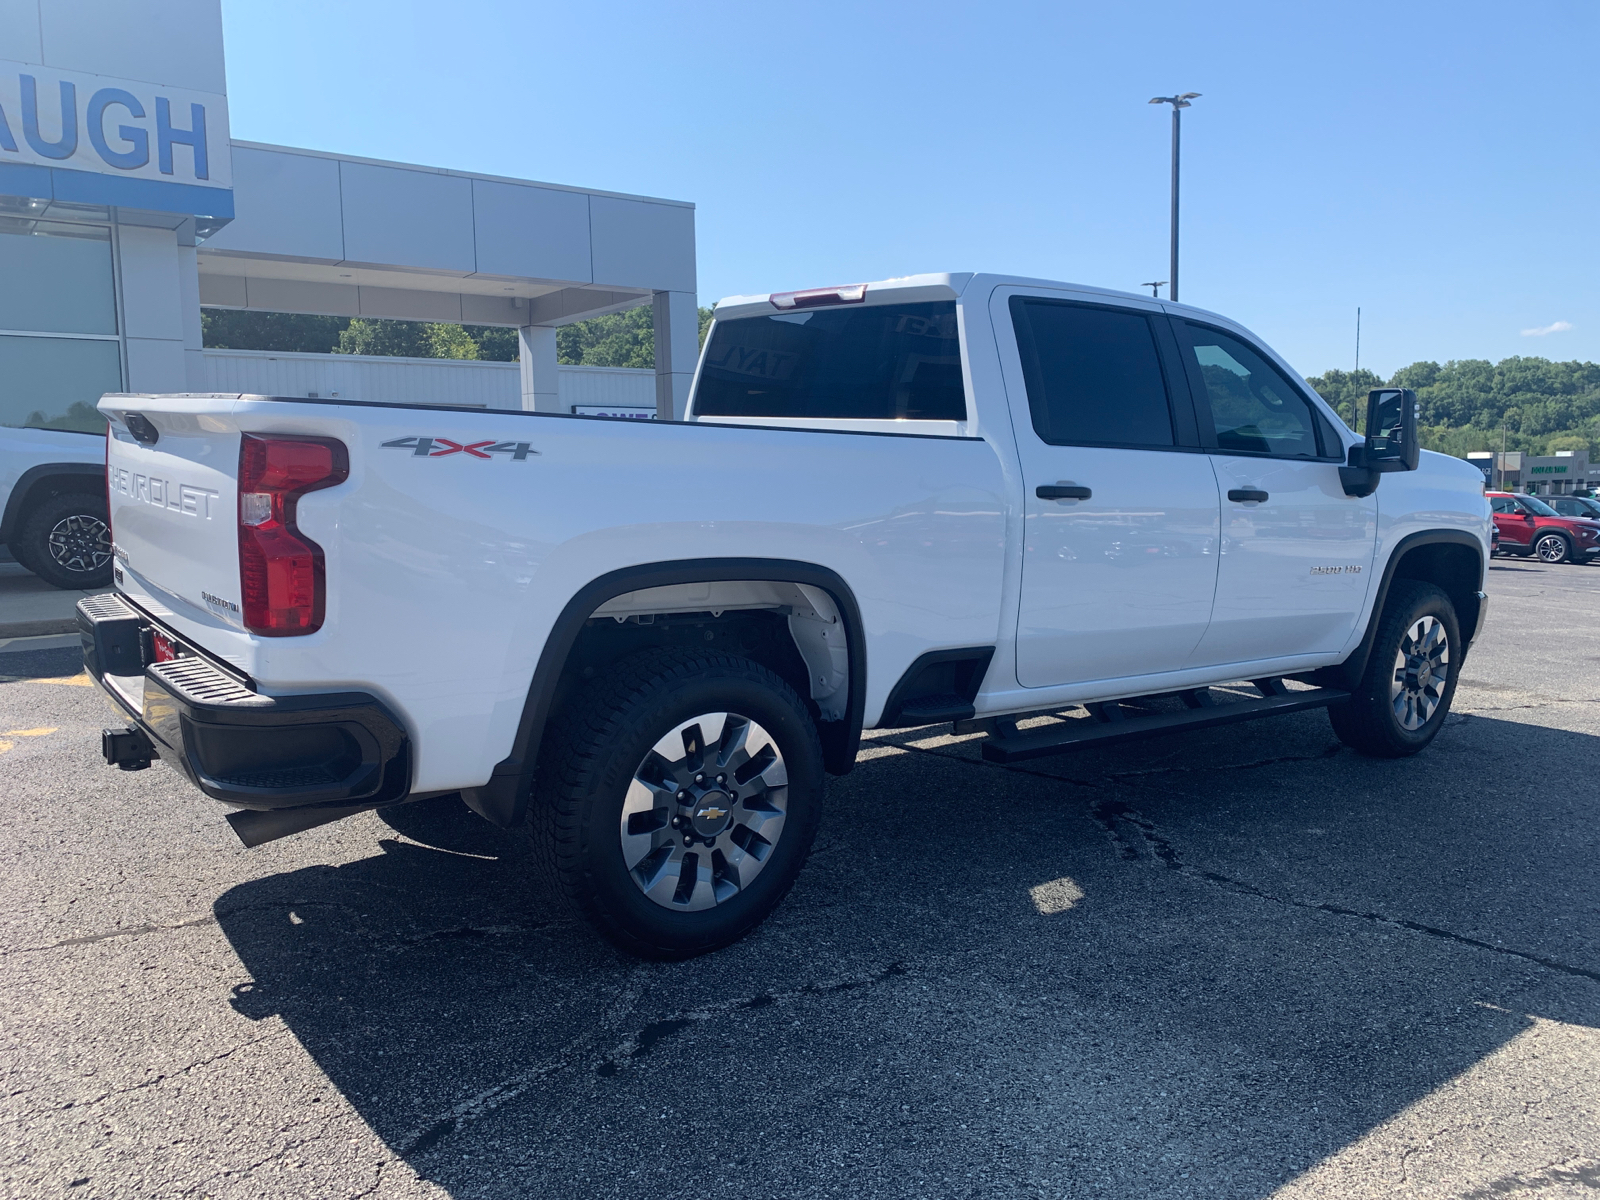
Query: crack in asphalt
[
  {"left": 1457, "top": 1157, "right": 1600, "bottom": 1197},
  {"left": 594, "top": 960, "right": 909, "bottom": 1077},
  {"left": 2, "top": 1029, "right": 291, "bottom": 1126},
  {"left": 891, "top": 738, "right": 1600, "bottom": 987},
  {"left": 396, "top": 960, "right": 908, "bottom": 1158}
]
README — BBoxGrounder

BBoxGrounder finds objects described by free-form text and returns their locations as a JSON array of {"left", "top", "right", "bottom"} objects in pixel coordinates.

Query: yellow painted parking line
[
  {"left": 0, "top": 672, "right": 93, "bottom": 686},
  {"left": 0, "top": 727, "right": 58, "bottom": 756}
]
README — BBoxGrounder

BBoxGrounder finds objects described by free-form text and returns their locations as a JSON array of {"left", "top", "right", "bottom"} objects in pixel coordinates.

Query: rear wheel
[
  {"left": 1534, "top": 532, "right": 1571, "bottom": 564},
  {"left": 528, "top": 646, "right": 824, "bottom": 959},
  {"left": 16, "top": 492, "right": 113, "bottom": 589},
  {"left": 1329, "top": 580, "right": 1459, "bottom": 758}
]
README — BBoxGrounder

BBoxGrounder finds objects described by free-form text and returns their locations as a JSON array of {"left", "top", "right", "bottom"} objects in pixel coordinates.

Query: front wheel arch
[{"left": 1317, "top": 531, "right": 1484, "bottom": 692}]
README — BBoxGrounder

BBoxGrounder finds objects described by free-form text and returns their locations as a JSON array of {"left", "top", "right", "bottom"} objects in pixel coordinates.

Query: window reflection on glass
[
  {"left": 1185, "top": 325, "right": 1320, "bottom": 458},
  {"left": 0, "top": 335, "right": 120, "bottom": 432},
  {"left": 695, "top": 301, "right": 965, "bottom": 420},
  {"left": 0, "top": 220, "right": 116, "bottom": 335}
]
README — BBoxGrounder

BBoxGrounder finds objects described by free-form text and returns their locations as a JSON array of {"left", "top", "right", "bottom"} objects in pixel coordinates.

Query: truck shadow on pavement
[{"left": 213, "top": 707, "right": 1600, "bottom": 1199}]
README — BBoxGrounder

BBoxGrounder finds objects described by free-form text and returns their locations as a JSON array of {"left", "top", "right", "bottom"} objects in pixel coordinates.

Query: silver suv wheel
[
  {"left": 620, "top": 711, "right": 789, "bottom": 911},
  {"left": 1535, "top": 532, "right": 1570, "bottom": 563},
  {"left": 1390, "top": 614, "right": 1450, "bottom": 731},
  {"left": 47, "top": 513, "right": 112, "bottom": 576}
]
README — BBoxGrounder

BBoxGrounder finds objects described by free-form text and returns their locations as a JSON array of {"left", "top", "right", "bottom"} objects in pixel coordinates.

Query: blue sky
[{"left": 220, "top": 0, "right": 1596, "bottom": 379}]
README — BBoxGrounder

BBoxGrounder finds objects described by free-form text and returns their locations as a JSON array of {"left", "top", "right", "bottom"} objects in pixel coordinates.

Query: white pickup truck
[{"left": 80, "top": 272, "right": 1491, "bottom": 958}]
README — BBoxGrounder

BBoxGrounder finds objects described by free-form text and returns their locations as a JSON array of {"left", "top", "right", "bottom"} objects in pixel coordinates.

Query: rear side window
[
  {"left": 693, "top": 301, "right": 965, "bottom": 420},
  {"left": 1010, "top": 297, "right": 1175, "bottom": 448},
  {"left": 1181, "top": 324, "right": 1325, "bottom": 458},
  {"left": 1490, "top": 497, "right": 1516, "bottom": 514}
]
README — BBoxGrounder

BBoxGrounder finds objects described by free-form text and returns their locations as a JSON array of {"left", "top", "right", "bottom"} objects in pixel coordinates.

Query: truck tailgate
[{"left": 103, "top": 396, "right": 245, "bottom": 645}]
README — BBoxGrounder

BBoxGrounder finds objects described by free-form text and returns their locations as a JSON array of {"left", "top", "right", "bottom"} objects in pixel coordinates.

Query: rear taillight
[{"left": 238, "top": 434, "right": 348, "bottom": 636}]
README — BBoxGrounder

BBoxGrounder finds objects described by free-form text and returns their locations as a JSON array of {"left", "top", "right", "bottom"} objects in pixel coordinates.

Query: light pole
[
  {"left": 1141, "top": 281, "right": 1167, "bottom": 298},
  {"left": 1149, "top": 92, "right": 1200, "bottom": 303}
]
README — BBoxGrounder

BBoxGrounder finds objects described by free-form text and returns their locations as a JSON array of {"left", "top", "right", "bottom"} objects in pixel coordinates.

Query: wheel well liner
[
  {"left": 1, "top": 463, "right": 105, "bottom": 543},
  {"left": 460, "top": 558, "right": 867, "bottom": 828},
  {"left": 1320, "top": 530, "right": 1484, "bottom": 690}
]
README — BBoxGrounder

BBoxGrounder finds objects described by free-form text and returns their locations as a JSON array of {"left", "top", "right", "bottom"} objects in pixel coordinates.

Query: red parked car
[{"left": 1487, "top": 491, "right": 1600, "bottom": 564}]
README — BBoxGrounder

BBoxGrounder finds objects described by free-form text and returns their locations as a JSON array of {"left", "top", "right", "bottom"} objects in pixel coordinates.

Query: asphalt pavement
[{"left": 2, "top": 557, "right": 1598, "bottom": 1199}]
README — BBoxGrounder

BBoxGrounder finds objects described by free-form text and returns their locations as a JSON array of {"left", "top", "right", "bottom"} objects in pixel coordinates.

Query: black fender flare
[
  {"left": 2, "top": 462, "right": 105, "bottom": 543},
  {"left": 461, "top": 558, "right": 868, "bottom": 828},
  {"left": 1324, "top": 529, "right": 1485, "bottom": 690}
]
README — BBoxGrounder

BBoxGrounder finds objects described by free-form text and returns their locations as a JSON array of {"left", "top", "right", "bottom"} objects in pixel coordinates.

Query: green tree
[
  {"left": 201, "top": 309, "right": 349, "bottom": 353},
  {"left": 1303, "top": 367, "right": 1386, "bottom": 428},
  {"left": 465, "top": 325, "right": 519, "bottom": 361},
  {"left": 557, "top": 304, "right": 717, "bottom": 367},
  {"left": 205, "top": 305, "right": 717, "bottom": 368},
  {"left": 337, "top": 318, "right": 481, "bottom": 359}
]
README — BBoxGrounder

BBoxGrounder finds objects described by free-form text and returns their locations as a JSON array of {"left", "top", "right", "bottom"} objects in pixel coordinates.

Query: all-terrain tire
[
  {"left": 16, "top": 492, "right": 113, "bottom": 589},
  {"left": 525, "top": 646, "right": 825, "bottom": 959},
  {"left": 1328, "top": 580, "right": 1460, "bottom": 758}
]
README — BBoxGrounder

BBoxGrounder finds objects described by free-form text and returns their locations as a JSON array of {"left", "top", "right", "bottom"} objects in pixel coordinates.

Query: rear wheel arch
[{"left": 461, "top": 558, "right": 867, "bottom": 829}]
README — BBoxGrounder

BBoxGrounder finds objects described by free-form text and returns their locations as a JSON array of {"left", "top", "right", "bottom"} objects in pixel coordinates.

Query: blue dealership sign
[{"left": 0, "top": 60, "right": 232, "bottom": 219}]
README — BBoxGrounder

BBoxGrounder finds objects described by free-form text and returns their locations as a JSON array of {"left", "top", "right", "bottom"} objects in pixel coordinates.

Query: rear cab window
[
  {"left": 691, "top": 301, "right": 966, "bottom": 431},
  {"left": 1008, "top": 296, "right": 1184, "bottom": 449}
]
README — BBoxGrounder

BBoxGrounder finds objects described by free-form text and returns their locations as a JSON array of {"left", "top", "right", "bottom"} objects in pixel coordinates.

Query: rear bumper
[{"left": 78, "top": 593, "right": 410, "bottom": 811}]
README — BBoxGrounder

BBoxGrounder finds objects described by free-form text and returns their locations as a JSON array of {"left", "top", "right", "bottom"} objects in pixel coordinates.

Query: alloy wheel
[
  {"left": 46, "top": 514, "right": 112, "bottom": 576},
  {"left": 619, "top": 712, "right": 789, "bottom": 911},
  {"left": 1535, "top": 534, "right": 1569, "bottom": 563},
  {"left": 1390, "top": 614, "right": 1450, "bottom": 731}
]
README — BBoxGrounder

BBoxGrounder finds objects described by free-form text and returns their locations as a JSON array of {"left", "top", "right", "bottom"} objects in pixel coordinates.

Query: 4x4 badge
[{"left": 381, "top": 437, "right": 538, "bottom": 460}]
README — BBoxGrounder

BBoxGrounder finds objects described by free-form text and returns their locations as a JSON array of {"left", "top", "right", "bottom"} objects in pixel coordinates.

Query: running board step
[{"left": 979, "top": 687, "right": 1349, "bottom": 764}]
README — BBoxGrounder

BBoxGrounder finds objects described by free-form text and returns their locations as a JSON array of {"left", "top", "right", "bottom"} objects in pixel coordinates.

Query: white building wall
[{"left": 200, "top": 349, "right": 655, "bottom": 411}]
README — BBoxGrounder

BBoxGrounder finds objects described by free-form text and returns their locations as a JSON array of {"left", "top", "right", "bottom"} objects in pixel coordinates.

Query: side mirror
[
  {"left": 1339, "top": 387, "right": 1419, "bottom": 496},
  {"left": 1364, "top": 387, "right": 1420, "bottom": 472}
]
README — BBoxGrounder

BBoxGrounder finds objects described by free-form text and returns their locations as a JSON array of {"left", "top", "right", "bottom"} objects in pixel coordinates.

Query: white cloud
[{"left": 1521, "top": 320, "right": 1573, "bottom": 337}]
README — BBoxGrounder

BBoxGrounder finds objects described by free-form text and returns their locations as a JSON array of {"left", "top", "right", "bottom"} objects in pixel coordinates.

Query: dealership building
[{"left": 0, "top": 0, "right": 696, "bottom": 433}]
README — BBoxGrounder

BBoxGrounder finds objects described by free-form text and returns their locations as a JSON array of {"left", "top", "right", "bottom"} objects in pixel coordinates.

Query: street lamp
[
  {"left": 1149, "top": 92, "right": 1200, "bottom": 303},
  {"left": 1141, "top": 281, "right": 1167, "bottom": 298}
]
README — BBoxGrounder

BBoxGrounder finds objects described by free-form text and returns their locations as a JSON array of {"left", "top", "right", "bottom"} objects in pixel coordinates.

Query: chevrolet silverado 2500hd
[{"left": 80, "top": 273, "right": 1491, "bottom": 958}]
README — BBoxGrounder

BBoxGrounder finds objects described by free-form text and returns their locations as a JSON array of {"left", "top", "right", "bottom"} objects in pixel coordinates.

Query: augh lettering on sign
[{"left": 0, "top": 60, "right": 231, "bottom": 192}]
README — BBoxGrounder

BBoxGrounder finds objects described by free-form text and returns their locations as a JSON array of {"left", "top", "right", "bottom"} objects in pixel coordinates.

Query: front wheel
[
  {"left": 1534, "top": 532, "right": 1571, "bottom": 564},
  {"left": 1329, "top": 580, "right": 1460, "bottom": 758},
  {"left": 529, "top": 647, "right": 824, "bottom": 959}
]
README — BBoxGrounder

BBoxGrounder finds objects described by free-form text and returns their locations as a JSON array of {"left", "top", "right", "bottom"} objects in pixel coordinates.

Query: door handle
[
  {"left": 1227, "top": 488, "right": 1269, "bottom": 503},
  {"left": 1037, "top": 483, "right": 1092, "bottom": 501}
]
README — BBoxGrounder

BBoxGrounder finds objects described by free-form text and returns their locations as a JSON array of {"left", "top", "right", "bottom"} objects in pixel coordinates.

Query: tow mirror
[
  {"left": 1340, "top": 387, "right": 1419, "bottom": 497},
  {"left": 1364, "top": 387, "right": 1419, "bottom": 472}
]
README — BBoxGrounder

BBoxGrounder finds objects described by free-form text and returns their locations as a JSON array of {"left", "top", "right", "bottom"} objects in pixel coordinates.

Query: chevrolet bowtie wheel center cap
[{"left": 689, "top": 790, "right": 733, "bottom": 838}]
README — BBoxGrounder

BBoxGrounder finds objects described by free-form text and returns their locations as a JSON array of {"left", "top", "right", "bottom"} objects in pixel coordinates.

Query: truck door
[
  {"left": 1170, "top": 319, "right": 1377, "bottom": 667},
  {"left": 995, "top": 290, "right": 1220, "bottom": 687}
]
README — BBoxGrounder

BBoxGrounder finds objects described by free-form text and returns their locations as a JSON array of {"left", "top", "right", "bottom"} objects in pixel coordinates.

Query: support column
[
  {"left": 652, "top": 290, "right": 699, "bottom": 421},
  {"left": 117, "top": 225, "right": 190, "bottom": 394},
  {"left": 518, "top": 324, "right": 560, "bottom": 412},
  {"left": 176, "top": 232, "right": 206, "bottom": 391}
]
